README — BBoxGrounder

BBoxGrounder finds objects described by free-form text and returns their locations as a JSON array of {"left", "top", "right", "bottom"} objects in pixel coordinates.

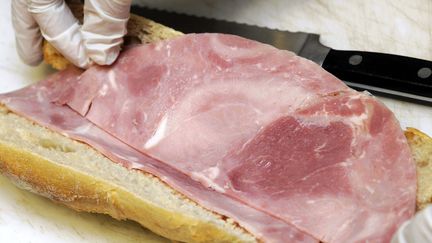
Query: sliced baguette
[
  {"left": 2, "top": 101, "right": 431, "bottom": 243},
  {"left": 0, "top": 106, "right": 255, "bottom": 243},
  {"left": 405, "top": 128, "right": 432, "bottom": 210},
  {"left": 7, "top": 2, "right": 432, "bottom": 242}
]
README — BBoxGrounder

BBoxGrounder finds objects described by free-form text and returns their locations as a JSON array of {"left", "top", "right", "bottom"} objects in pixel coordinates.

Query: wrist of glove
[
  {"left": 12, "top": 0, "right": 132, "bottom": 69},
  {"left": 392, "top": 206, "right": 432, "bottom": 243}
]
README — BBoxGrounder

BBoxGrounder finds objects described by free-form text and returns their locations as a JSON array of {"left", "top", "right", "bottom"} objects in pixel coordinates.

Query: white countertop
[{"left": 0, "top": 0, "right": 431, "bottom": 242}]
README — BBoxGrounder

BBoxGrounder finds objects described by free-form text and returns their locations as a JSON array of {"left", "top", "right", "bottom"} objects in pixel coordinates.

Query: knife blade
[{"left": 131, "top": 5, "right": 432, "bottom": 106}]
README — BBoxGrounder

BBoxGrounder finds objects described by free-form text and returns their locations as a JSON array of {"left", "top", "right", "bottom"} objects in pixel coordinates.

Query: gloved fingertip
[
  {"left": 89, "top": 46, "right": 121, "bottom": 66},
  {"left": 76, "top": 59, "right": 93, "bottom": 69},
  {"left": 15, "top": 40, "right": 43, "bottom": 66},
  {"left": 67, "top": 53, "right": 93, "bottom": 69},
  {"left": 24, "top": 56, "right": 44, "bottom": 66}
]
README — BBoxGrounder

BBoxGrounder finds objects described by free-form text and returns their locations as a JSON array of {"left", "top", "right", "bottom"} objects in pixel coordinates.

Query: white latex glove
[
  {"left": 392, "top": 206, "right": 432, "bottom": 243},
  {"left": 11, "top": 0, "right": 132, "bottom": 68}
]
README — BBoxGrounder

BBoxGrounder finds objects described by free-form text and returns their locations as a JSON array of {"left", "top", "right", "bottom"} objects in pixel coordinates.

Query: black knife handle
[{"left": 322, "top": 49, "right": 432, "bottom": 105}]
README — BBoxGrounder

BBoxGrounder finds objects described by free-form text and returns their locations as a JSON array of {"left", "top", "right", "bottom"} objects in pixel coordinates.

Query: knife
[{"left": 130, "top": 6, "right": 432, "bottom": 106}]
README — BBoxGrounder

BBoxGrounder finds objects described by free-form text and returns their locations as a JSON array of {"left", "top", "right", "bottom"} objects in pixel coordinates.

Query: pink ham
[
  {"left": 0, "top": 67, "right": 316, "bottom": 242},
  {"left": 1, "top": 33, "right": 416, "bottom": 242}
]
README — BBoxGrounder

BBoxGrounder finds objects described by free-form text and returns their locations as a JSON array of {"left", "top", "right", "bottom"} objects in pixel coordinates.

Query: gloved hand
[
  {"left": 11, "top": 0, "right": 132, "bottom": 68},
  {"left": 392, "top": 206, "right": 432, "bottom": 243}
]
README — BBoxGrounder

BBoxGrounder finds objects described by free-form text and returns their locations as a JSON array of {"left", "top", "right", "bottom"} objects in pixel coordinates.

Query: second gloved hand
[
  {"left": 12, "top": 0, "right": 132, "bottom": 68},
  {"left": 392, "top": 206, "right": 432, "bottom": 243}
]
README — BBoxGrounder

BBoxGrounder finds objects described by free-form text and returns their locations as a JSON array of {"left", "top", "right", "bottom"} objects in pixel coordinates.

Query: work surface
[{"left": 0, "top": 0, "right": 431, "bottom": 242}]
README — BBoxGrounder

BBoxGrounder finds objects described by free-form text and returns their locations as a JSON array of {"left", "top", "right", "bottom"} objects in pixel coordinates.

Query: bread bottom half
[
  {"left": 0, "top": 106, "right": 256, "bottom": 243},
  {"left": 1, "top": 102, "right": 431, "bottom": 242}
]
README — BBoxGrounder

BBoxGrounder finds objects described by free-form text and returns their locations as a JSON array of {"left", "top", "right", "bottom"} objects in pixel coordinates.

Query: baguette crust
[
  {"left": 405, "top": 128, "right": 432, "bottom": 210},
  {"left": 0, "top": 106, "right": 256, "bottom": 243}
]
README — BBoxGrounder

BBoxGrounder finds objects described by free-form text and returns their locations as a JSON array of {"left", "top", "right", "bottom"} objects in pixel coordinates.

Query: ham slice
[
  {"left": 1, "top": 33, "right": 416, "bottom": 242},
  {"left": 0, "top": 67, "right": 316, "bottom": 242}
]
